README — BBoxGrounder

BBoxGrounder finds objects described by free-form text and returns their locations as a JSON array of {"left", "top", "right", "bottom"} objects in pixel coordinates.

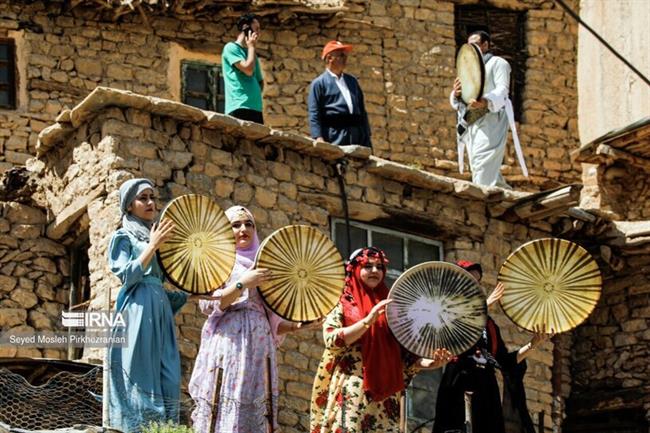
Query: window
[
  {"left": 331, "top": 219, "right": 443, "bottom": 286},
  {"left": 181, "top": 60, "right": 224, "bottom": 113},
  {"left": 455, "top": 5, "right": 527, "bottom": 121},
  {"left": 68, "top": 237, "right": 90, "bottom": 360},
  {"left": 0, "top": 39, "right": 16, "bottom": 109},
  {"left": 331, "top": 219, "right": 444, "bottom": 427}
]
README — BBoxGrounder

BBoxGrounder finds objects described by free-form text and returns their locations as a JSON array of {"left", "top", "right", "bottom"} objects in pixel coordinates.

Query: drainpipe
[{"left": 335, "top": 158, "right": 352, "bottom": 258}]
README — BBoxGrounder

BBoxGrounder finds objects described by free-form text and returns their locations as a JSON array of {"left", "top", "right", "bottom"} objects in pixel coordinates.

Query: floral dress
[{"left": 310, "top": 304, "right": 416, "bottom": 433}]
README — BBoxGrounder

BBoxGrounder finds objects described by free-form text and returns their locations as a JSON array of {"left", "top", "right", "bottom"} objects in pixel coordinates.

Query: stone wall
[
  {"left": 0, "top": 0, "right": 581, "bottom": 189},
  {"left": 567, "top": 253, "right": 650, "bottom": 428},
  {"left": 31, "top": 90, "right": 564, "bottom": 431},
  {"left": 0, "top": 200, "right": 69, "bottom": 359},
  {"left": 581, "top": 162, "right": 650, "bottom": 221}
]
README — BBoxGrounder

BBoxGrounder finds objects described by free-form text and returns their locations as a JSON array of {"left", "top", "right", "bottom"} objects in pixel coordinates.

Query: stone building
[
  {"left": 0, "top": 0, "right": 582, "bottom": 189},
  {"left": 19, "top": 86, "right": 572, "bottom": 433},
  {"left": 0, "top": 1, "right": 648, "bottom": 433}
]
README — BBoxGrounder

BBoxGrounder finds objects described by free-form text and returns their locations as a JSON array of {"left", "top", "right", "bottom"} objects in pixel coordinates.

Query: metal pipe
[{"left": 335, "top": 159, "right": 352, "bottom": 258}]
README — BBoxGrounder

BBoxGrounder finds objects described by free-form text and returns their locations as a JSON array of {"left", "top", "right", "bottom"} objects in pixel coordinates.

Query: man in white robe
[{"left": 450, "top": 31, "right": 527, "bottom": 188}]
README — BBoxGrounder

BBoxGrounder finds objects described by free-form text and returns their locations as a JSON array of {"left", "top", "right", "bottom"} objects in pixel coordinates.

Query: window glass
[
  {"left": 0, "top": 40, "right": 15, "bottom": 109},
  {"left": 185, "top": 68, "right": 209, "bottom": 93},
  {"left": 409, "top": 239, "right": 441, "bottom": 266},
  {"left": 181, "top": 61, "right": 225, "bottom": 113}
]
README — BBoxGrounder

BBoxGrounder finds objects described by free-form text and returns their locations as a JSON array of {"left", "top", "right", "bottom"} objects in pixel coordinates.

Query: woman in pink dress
[{"left": 189, "top": 206, "right": 310, "bottom": 433}]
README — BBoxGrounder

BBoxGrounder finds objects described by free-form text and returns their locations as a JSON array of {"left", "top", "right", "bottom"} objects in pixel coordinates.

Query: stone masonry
[
  {"left": 0, "top": 0, "right": 581, "bottom": 189},
  {"left": 0, "top": 199, "right": 69, "bottom": 360},
  {"left": 22, "top": 87, "right": 569, "bottom": 432}
]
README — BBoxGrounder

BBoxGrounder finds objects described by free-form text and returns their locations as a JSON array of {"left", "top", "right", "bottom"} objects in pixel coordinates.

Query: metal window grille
[{"left": 181, "top": 61, "right": 224, "bottom": 113}]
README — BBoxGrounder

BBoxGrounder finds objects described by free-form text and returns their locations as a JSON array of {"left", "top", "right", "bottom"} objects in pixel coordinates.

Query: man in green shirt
[{"left": 222, "top": 13, "right": 264, "bottom": 124}]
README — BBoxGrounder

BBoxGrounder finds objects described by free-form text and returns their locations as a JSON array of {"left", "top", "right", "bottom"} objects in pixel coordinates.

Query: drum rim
[
  {"left": 255, "top": 224, "right": 345, "bottom": 322},
  {"left": 456, "top": 42, "right": 486, "bottom": 105},
  {"left": 387, "top": 260, "right": 487, "bottom": 358},
  {"left": 156, "top": 194, "right": 236, "bottom": 294},
  {"left": 498, "top": 237, "right": 602, "bottom": 333}
]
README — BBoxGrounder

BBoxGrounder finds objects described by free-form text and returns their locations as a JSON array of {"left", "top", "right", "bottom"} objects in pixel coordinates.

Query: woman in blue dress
[{"left": 107, "top": 178, "right": 189, "bottom": 432}]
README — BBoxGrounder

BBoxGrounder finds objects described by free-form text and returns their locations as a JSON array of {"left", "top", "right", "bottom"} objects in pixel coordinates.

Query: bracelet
[
  {"left": 362, "top": 320, "right": 370, "bottom": 329},
  {"left": 235, "top": 282, "right": 243, "bottom": 290}
]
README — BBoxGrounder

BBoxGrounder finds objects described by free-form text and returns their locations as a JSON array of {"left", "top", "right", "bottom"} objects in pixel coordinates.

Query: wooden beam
[
  {"left": 566, "top": 207, "right": 597, "bottom": 222},
  {"left": 595, "top": 143, "right": 650, "bottom": 171},
  {"left": 512, "top": 185, "right": 581, "bottom": 219},
  {"left": 135, "top": 2, "right": 152, "bottom": 29},
  {"left": 46, "top": 185, "right": 105, "bottom": 240}
]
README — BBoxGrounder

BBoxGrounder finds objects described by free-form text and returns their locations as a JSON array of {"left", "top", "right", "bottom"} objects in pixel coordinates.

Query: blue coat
[
  {"left": 307, "top": 71, "right": 371, "bottom": 147},
  {"left": 108, "top": 229, "right": 188, "bottom": 432}
]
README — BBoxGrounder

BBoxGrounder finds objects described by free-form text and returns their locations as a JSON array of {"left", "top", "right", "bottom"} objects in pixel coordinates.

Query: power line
[{"left": 554, "top": 0, "right": 650, "bottom": 87}]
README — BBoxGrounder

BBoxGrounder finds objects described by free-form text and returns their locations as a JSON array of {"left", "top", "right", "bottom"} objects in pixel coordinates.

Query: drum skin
[
  {"left": 498, "top": 238, "right": 602, "bottom": 333},
  {"left": 255, "top": 225, "right": 345, "bottom": 322},
  {"left": 157, "top": 194, "right": 236, "bottom": 294},
  {"left": 387, "top": 262, "right": 487, "bottom": 358},
  {"left": 456, "top": 43, "right": 485, "bottom": 105}
]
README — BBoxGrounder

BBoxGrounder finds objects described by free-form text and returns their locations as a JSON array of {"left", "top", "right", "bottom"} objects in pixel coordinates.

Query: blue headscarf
[{"left": 118, "top": 178, "right": 155, "bottom": 242}]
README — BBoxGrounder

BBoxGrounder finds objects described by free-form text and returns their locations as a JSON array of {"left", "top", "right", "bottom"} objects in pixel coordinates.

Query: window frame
[
  {"left": 180, "top": 60, "right": 224, "bottom": 113},
  {"left": 330, "top": 218, "right": 444, "bottom": 279},
  {"left": 330, "top": 218, "right": 445, "bottom": 425},
  {"left": 0, "top": 38, "right": 17, "bottom": 110}
]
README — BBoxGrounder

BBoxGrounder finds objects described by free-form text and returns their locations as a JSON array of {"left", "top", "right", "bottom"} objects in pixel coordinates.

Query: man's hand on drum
[
  {"left": 469, "top": 97, "right": 488, "bottom": 109},
  {"left": 419, "top": 348, "right": 453, "bottom": 370},
  {"left": 453, "top": 77, "right": 462, "bottom": 98}
]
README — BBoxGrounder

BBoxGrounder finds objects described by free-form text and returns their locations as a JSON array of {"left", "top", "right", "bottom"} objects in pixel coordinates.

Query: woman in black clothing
[{"left": 433, "top": 260, "right": 550, "bottom": 433}]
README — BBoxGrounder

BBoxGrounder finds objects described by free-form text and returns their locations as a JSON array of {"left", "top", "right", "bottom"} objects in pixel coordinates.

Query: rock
[
  {"left": 162, "top": 150, "right": 193, "bottom": 169},
  {"left": 10, "top": 289, "right": 39, "bottom": 309},
  {"left": 28, "top": 310, "right": 52, "bottom": 330},
  {"left": 10, "top": 224, "right": 41, "bottom": 239},
  {"left": 0, "top": 308, "right": 27, "bottom": 327},
  {"left": 5, "top": 203, "right": 46, "bottom": 224},
  {"left": 23, "top": 238, "right": 66, "bottom": 256},
  {"left": 255, "top": 187, "right": 277, "bottom": 208},
  {"left": 0, "top": 275, "right": 17, "bottom": 292},
  {"left": 35, "top": 280, "right": 56, "bottom": 301},
  {"left": 142, "top": 159, "right": 172, "bottom": 180},
  {"left": 37, "top": 122, "right": 75, "bottom": 154}
]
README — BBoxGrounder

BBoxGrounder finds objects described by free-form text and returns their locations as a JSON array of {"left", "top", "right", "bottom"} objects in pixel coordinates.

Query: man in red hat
[{"left": 307, "top": 40, "right": 371, "bottom": 147}]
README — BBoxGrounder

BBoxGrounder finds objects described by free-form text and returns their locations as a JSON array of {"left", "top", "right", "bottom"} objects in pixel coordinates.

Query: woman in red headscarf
[{"left": 310, "top": 247, "right": 451, "bottom": 433}]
